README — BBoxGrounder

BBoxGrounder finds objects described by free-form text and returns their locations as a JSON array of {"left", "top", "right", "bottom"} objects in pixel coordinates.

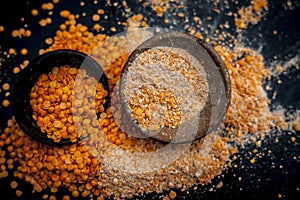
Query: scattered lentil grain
[
  {"left": 97, "top": 9, "right": 105, "bottom": 15},
  {"left": 110, "top": 27, "right": 117, "bottom": 32},
  {"left": 60, "top": 10, "right": 71, "bottom": 18},
  {"left": 20, "top": 48, "right": 28, "bottom": 55},
  {"left": 169, "top": 190, "right": 177, "bottom": 199},
  {"left": 15, "top": 189, "right": 22, "bottom": 197},
  {"left": 8, "top": 48, "right": 16, "bottom": 55},
  {"left": 92, "top": 14, "right": 101, "bottom": 21},
  {"left": 31, "top": 9, "right": 39, "bottom": 16},
  {"left": 2, "top": 83, "right": 10, "bottom": 90},
  {"left": 93, "top": 24, "right": 101, "bottom": 32},
  {"left": 2, "top": 99, "right": 10, "bottom": 107},
  {"left": 10, "top": 180, "right": 18, "bottom": 189}
]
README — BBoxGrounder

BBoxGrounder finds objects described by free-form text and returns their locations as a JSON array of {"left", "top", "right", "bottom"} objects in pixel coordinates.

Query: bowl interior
[{"left": 11, "top": 49, "right": 110, "bottom": 146}]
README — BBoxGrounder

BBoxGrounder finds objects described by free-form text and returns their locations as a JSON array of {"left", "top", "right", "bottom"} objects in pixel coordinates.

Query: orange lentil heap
[
  {"left": 0, "top": 1, "right": 298, "bottom": 200},
  {"left": 30, "top": 65, "right": 108, "bottom": 142}
]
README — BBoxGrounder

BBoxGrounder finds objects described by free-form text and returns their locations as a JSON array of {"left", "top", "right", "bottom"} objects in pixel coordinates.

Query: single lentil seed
[
  {"left": 10, "top": 180, "right": 18, "bottom": 189},
  {"left": 15, "top": 190, "right": 22, "bottom": 197},
  {"left": 8, "top": 48, "right": 16, "bottom": 55},
  {"left": 2, "top": 100, "right": 10, "bottom": 107}
]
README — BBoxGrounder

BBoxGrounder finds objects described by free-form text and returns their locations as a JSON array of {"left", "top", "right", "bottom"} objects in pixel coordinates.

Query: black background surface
[{"left": 0, "top": 0, "right": 299, "bottom": 199}]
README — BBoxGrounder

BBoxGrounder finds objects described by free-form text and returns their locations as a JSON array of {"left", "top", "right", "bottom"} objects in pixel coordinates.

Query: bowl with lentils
[{"left": 11, "top": 49, "right": 110, "bottom": 145}]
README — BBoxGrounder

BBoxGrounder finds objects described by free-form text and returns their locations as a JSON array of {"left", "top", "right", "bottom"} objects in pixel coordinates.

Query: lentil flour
[{"left": 121, "top": 46, "right": 209, "bottom": 140}]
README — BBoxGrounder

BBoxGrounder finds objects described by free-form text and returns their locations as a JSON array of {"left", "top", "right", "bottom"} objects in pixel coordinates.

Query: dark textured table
[{"left": 0, "top": 0, "right": 299, "bottom": 199}]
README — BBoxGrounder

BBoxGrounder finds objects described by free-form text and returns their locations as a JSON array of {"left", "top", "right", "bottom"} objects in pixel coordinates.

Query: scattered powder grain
[
  {"left": 234, "top": 0, "right": 268, "bottom": 29},
  {"left": 149, "top": 0, "right": 171, "bottom": 17}
]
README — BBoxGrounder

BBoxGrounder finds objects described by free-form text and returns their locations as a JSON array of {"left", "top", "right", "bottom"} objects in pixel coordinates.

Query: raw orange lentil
[
  {"left": 31, "top": 9, "right": 39, "bottom": 16},
  {"left": 10, "top": 181, "right": 18, "bottom": 189},
  {"left": 71, "top": 190, "right": 79, "bottom": 197},
  {"left": 290, "top": 136, "right": 296, "bottom": 143},
  {"left": 60, "top": 24, "right": 67, "bottom": 30},
  {"left": 2, "top": 100, "right": 10, "bottom": 107},
  {"left": 178, "top": 12, "right": 184, "bottom": 17},
  {"left": 169, "top": 190, "right": 177, "bottom": 199},
  {"left": 15, "top": 190, "right": 22, "bottom": 197},
  {"left": 92, "top": 14, "right": 100, "bottom": 21},
  {"left": 8, "top": 48, "right": 16, "bottom": 55},
  {"left": 7, "top": 145, "right": 13, "bottom": 152},
  {"left": 163, "top": 196, "right": 170, "bottom": 200},
  {"left": 39, "top": 19, "right": 48, "bottom": 27},
  {"left": 46, "top": 18, "right": 52, "bottom": 24},
  {"left": 25, "top": 30, "right": 31, "bottom": 37},
  {"left": 13, "top": 67, "right": 20, "bottom": 74},
  {"left": 41, "top": 3, "right": 54, "bottom": 10},
  {"left": 20, "top": 48, "right": 28, "bottom": 55},
  {"left": 97, "top": 9, "right": 105, "bottom": 14},
  {"left": 110, "top": 27, "right": 117, "bottom": 32},
  {"left": 49, "top": 195, "right": 56, "bottom": 200},
  {"left": 93, "top": 24, "right": 101, "bottom": 32},
  {"left": 62, "top": 195, "right": 70, "bottom": 200},
  {"left": 51, "top": 174, "right": 60, "bottom": 182},
  {"left": 2, "top": 83, "right": 10, "bottom": 90},
  {"left": 60, "top": 10, "right": 71, "bottom": 18},
  {"left": 45, "top": 37, "right": 53, "bottom": 45},
  {"left": 11, "top": 30, "right": 19, "bottom": 37}
]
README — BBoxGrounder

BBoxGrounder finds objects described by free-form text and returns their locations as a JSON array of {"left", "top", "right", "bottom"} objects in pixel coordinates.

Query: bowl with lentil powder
[
  {"left": 119, "top": 31, "right": 231, "bottom": 143},
  {"left": 11, "top": 49, "right": 110, "bottom": 146}
]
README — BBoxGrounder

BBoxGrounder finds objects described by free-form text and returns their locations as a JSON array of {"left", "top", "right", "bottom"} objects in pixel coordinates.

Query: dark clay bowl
[
  {"left": 119, "top": 31, "right": 231, "bottom": 143},
  {"left": 11, "top": 49, "right": 110, "bottom": 146}
]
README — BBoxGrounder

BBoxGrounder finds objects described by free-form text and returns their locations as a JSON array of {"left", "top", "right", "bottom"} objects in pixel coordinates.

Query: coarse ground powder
[{"left": 122, "top": 46, "right": 208, "bottom": 133}]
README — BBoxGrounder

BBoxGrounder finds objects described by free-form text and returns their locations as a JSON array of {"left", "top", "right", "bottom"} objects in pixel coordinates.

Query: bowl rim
[{"left": 118, "top": 31, "right": 231, "bottom": 143}]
